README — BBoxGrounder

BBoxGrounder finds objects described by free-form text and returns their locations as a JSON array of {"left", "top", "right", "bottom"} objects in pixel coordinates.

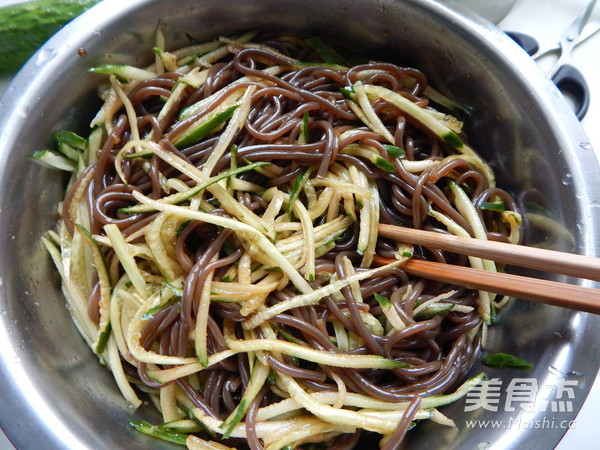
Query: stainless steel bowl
[{"left": 0, "top": 0, "right": 598, "bottom": 449}]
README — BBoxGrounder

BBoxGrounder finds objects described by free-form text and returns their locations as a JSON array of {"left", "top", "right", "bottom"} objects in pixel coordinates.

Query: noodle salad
[{"left": 39, "top": 29, "right": 523, "bottom": 449}]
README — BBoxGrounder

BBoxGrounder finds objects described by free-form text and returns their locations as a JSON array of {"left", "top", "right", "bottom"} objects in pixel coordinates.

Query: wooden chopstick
[
  {"left": 375, "top": 224, "right": 600, "bottom": 314},
  {"left": 378, "top": 224, "right": 600, "bottom": 281},
  {"left": 399, "top": 259, "right": 600, "bottom": 314}
]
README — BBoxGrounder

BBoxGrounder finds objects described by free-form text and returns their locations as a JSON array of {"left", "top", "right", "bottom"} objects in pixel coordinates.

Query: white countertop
[{"left": 0, "top": 0, "right": 598, "bottom": 449}]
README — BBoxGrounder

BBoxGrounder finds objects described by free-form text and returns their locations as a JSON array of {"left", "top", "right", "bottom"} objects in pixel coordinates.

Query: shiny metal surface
[{"left": 0, "top": 0, "right": 598, "bottom": 449}]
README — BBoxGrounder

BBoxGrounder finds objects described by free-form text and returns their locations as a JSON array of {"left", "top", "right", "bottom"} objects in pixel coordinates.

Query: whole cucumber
[{"left": 0, "top": 0, "right": 100, "bottom": 76}]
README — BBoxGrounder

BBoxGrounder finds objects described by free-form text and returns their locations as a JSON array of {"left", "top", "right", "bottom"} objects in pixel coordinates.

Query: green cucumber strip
[
  {"left": 162, "top": 281, "right": 184, "bottom": 297},
  {"left": 54, "top": 130, "right": 87, "bottom": 150},
  {"left": 119, "top": 161, "right": 268, "bottom": 214},
  {"left": 55, "top": 131, "right": 87, "bottom": 160},
  {"left": 227, "top": 144, "right": 239, "bottom": 189},
  {"left": 57, "top": 143, "right": 82, "bottom": 161},
  {"left": 287, "top": 167, "right": 311, "bottom": 216},
  {"left": 423, "top": 85, "right": 473, "bottom": 119},
  {"left": 305, "top": 36, "right": 344, "bottom": 65},
  {"left": 72, "top": 225, "right": 109, "bottom": 277},
  {"left": 414, "top": 304, "right": 454, "bottom": 320},
  {"left": 184, "top": 406, "right": 216, "bottom": 437},
  {"left": 274, "top": 326, "right": 305, "bottom": 346},
  {"left": 72, "top": 224, "right": 110, "bottom": 281},
  {"left": 178, "top": 69, "right": 207, "bottom": 88},
  {"left": 300, "top": 111, "right": 310, "bottom": 144},
  {"left": 373, "top": 293, "right": 392, "bottom": 308},
  {"left": 481, "top": 352, "right": 533, "bottom": 370},
  {"left": 74, "top": 224, "right": 112, "bottom": 354},
  {"left": 88, "top": 64, "right": 156, "bottom": 81},
  {"left": 292, "top": 62, "right": 348, "bottom": 70},
  {"left": 129, "top": 420, "right": 188, "bottom": 445},
  {"left": 158, "top": 419, "right": 202, "bottom": 433},
  {"left": 176, "top": 220, "right": 192, "bottom": 236},
  {"left": 173, "top": 104, "right": 239, "bottom": 149},
  {"left": 490, "top": 300, "right": 499, "bottom": 324},
  {"left": 442, "top": 130, "right": 463, "bottom": 149},
  {"left": 94, "top": 323, "right": 112, "bottom": 355},
  {"left": 383, "top": 144, "right": 405, "bottom": 158},
  {"left": 122, "top": 151, "right": 154, "bottom": 160},
  {"left": 479, "top": 200, "right": 506, "bottom": 212},
  {"left": 142, "top": 296, "right": 177, "bottom": 320},
  {"left": 340, "top": 85, "right": 355, "bottom": 100},
  {"left": 222, "top": 239, "right": 236, "bottom": 256},
  {"left": 375, "top": 157, "right": 396, "bottom": 172},
  {"left": 29, "top": 150, "right": 76, "bottom": 171},
  {"left": 221, "top": 399, "right": 246, "bottom": 439},
  {"left": 153, "top": 47, "right": 176, "bottom": 71}
]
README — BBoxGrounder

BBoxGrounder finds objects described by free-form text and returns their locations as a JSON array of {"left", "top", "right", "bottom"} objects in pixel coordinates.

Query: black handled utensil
[{"left": 506, "top": 0, "right": 599, "bottom": 120}]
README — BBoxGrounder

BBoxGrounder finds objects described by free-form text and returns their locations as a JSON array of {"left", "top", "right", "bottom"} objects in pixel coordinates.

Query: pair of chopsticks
[{"left": 376, "top": 224, "right": 600, "bottom": 315}]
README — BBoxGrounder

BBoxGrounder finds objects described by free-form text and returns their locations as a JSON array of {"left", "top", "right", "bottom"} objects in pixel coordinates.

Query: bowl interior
[{"left": 0, "top": 0, "right": 599, "bottom": 449}]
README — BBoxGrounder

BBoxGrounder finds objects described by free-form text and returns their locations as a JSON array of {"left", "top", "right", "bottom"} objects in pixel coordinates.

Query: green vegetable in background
[
  {"left": 0, "top": 0, "right": 100, "bottom": 76},
  {"left": 481, "top": 352, "right": 534, "bottom": 370}
]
